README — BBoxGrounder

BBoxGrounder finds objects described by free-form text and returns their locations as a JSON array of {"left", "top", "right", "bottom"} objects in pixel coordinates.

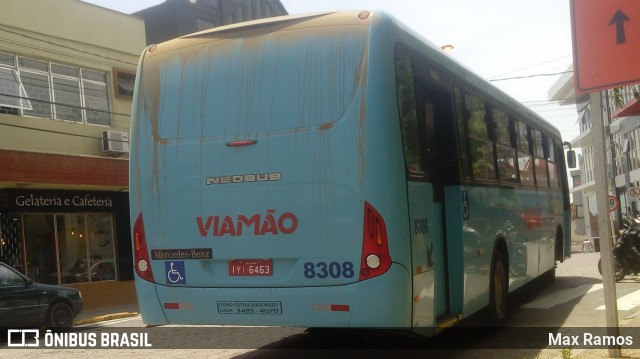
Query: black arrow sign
[{"left": 609, "top": 9, "right": 630, "bottom": 44}]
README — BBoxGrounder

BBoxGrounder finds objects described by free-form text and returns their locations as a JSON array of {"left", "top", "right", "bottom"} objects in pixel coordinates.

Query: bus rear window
[{"left": 142, "top": 27, "right": 366, "bottom": 139}]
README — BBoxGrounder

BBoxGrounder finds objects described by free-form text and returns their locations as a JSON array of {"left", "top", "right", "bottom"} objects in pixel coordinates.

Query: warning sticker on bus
[{"left": 217, "top": 301, "right": 282, "bottom": 315}]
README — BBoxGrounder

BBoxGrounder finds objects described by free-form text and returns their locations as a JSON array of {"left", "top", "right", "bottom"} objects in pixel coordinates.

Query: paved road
[{"left": 5, "top": 252, "right": 640, "bottom": 358}]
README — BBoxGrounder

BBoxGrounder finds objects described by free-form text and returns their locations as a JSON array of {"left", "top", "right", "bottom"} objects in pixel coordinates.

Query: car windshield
[{"left": 0, "top": 264, "right": 25, "bottom": 286}]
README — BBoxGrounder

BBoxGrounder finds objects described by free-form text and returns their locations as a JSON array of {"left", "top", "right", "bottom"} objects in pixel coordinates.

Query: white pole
[{"left": 591, "top": 91, "right": 621, "bottom": 358}]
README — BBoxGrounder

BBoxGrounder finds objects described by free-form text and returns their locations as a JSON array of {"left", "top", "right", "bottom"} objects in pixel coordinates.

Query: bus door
[{"left": 409, "top": 79, "right": 454, "bottom": 334}]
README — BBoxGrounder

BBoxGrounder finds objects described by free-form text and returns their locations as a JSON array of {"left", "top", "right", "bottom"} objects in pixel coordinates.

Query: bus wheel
[{"left": 488, "top": 251, "right": 508, "bottom": 325}]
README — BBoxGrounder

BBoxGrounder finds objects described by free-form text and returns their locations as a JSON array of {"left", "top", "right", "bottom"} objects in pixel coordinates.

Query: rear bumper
[{"left": 136, "top": 263, "right": 411, "bottom": 328}]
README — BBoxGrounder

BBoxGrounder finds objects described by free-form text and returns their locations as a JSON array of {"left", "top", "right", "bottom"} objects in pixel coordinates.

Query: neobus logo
[
  {"left": 197, "top": 209, "right": 299, "bottom": 237},
  {"left": 206, "top": 172, "right": 282, "bottom": 185}
]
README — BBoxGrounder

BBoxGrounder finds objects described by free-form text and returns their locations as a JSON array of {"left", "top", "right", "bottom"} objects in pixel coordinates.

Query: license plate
[{"left": 228, "top": 259, "right": 273, "bottom": 276}]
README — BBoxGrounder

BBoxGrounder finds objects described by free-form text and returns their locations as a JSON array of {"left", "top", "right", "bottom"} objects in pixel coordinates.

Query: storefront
[{"left": 0, "top": 189, "right": 135, "bottom": 309}]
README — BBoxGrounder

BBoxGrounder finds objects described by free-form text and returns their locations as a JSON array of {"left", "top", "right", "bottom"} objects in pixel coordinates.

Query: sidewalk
[
  {"left": 570, "top": 310, "right": 640, "bottom": 359},
  {"left": 73, "top": 302, "right": 140, "bottom": 326}
]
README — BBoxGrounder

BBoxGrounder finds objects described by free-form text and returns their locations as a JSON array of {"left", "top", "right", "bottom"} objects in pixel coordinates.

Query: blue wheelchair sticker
[{"left": 165, "top": 261, "right": 186, "bottom": 284}]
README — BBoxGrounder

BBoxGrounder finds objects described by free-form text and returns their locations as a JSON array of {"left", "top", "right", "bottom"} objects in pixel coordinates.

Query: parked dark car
[{"left": 0, "top": 262, "right": 83, "bottom": 331}]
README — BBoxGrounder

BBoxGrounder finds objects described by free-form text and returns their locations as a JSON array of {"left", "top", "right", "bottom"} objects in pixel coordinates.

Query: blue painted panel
[
  {"left": 407, "top": 182, "right": 435, "bottom": 328},
  {"left": 445, "top": 185, "right": 564, "bottom": 317},
  {"left": 132, "top": 23, "right": 371, "bottom": 289}
]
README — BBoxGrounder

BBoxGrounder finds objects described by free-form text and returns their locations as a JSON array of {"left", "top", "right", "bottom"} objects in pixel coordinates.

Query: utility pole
[{"left": 591, "top": 91, "right": 621, "bottom": 358}]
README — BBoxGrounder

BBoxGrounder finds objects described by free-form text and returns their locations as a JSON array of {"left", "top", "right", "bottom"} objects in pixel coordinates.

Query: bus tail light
[
  {"left": 359, "top": 202, "right": 391, "bottom": 281},
  {"left": 134, "top": 213, "right": 155, "bottom": 283}
]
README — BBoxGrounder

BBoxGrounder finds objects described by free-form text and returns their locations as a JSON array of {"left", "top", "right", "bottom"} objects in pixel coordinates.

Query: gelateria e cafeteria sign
[{"left": 13, "top": 192, "right": 114, "bottom": 211}]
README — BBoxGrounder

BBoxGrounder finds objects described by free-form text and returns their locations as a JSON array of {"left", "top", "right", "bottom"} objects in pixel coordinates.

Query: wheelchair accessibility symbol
[{"left": 165, "top": 261, "right": 186, "bottom": 284}]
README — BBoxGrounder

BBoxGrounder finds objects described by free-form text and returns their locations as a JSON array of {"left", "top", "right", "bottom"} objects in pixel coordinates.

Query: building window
[
  {"left": 113, "top": 68, "right": 135, "bottom": 100},
  {"left": 83, "top": 70, "right": 111, "bottom": 125},
  {"left": 52, "top": 75, "right": 83, "bottom": 122},
  {"left": 23, "top": 213, "right": 117, "bottom": 285},
  {"left": 0, "top": 52, "right": 111, "bottom": 126},
  {"left": 20, "top": 72, "right": 52, "bottom": 118},
  {"left": 0, "top": 66, "right": 32, "bottom": 111}
]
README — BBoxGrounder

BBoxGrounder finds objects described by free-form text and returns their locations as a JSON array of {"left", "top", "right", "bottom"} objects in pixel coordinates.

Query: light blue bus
[{"left": 130, "top": 11, "right": 571, "bottom": 336}]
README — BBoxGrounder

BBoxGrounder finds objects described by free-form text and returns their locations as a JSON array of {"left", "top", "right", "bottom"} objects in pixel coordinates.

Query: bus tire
[{"left": 488, "top": 250, "right": 508, "bottom": 325}]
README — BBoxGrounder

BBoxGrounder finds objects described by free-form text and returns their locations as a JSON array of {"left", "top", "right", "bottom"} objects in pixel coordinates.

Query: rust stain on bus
[
  {"left": 140, "top": 55, "right": 169, "bottom": 146},
  {"left": 317, "top": 122, "right": 335, "bottom": 131},
  {"left": 138, "top": 12, "right": 372, "bottom": 181},
  {"left": 136, "top": 50, "right": 167, "bottom": 200},
  {"left": 357, "top": 37, "right": 370, "bottom": 186}
]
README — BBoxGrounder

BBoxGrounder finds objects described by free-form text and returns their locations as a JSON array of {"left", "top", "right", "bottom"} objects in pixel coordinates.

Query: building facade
[
  {"left": 549, "top": 68, "right": 640, "bottom": 241},
  {"left": 0, "top": 0, "right": 145, "bottom": 309},
  {"left": 134, "top": 0, "right": 288, "bottom": 45}
]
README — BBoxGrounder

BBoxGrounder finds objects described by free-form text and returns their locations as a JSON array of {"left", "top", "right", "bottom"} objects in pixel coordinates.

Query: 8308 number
[{"left": 303, "top": 261, "right": 354, "bottom": 279}]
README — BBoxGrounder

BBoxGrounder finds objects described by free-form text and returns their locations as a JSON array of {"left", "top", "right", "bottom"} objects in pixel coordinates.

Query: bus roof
[
  {"left": 181, "top": 11, "right": 369, "bottom": 39},
  {"left": 147, "top": 10, "right": 562, "bottom": 140}
]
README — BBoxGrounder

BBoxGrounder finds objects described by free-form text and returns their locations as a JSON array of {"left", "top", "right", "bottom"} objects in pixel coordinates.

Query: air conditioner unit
[{"left": 102, "top": 130, "right": 129, "bottom": 154}]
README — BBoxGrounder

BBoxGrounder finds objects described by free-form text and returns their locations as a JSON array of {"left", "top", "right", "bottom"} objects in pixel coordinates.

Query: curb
[{"left": 74, "top": 312, "right": 140, "bottom": 326}]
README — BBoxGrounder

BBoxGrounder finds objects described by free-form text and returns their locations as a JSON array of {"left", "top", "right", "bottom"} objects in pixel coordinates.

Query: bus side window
[
  {"left": 532, "top": 129, "right": 549, "bottom": 187},
  {"left": 395, "top": 50, "right": 424, "bottom": 178},
  {"left": 466, "top": 93, "right": 496, "bottom": 182},
  {"left": 547, "top": 138, "right": 560, "bottom": 189},
  {"left": 494, "top": 109, "right": 518, "bottom": 183},
  {"left": 517, "top": 121, "right": 535, "bottom": 187},
  {"left": 455, "top": 87, "right": 472, "bottom": 182}
]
